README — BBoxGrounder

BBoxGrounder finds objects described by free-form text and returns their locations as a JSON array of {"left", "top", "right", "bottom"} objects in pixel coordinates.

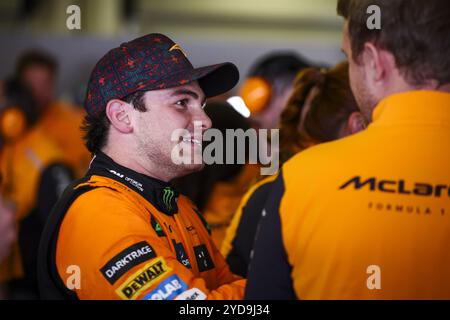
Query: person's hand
[{"left": 0, "top": 197, "right": 16, "bottom": 263}]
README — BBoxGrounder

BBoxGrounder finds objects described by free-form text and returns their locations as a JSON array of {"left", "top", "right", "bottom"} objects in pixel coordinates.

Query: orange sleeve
[
  {"left": 205, "top": 230, "right": 246, "bottom": 300},
  {"left": 56, "top": 188, "right": 245, "bottom": 300}
]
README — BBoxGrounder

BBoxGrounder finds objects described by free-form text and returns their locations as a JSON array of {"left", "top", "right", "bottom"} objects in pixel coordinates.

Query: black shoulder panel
[
  {"left": 245, "top": 171, "right": 297, "bottom": 300},
  {"left": 226, "top": 181, "right": 274, "bottom": 277},
  {"left": 37, "top": 177, "right": 96, "bottom": 300}
]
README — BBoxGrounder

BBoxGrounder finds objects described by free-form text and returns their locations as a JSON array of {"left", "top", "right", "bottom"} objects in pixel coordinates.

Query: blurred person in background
[
  {"left": 222, "top": 61, "right": 366, "bottom": 277},
  {"left": 0, "top": 78, "right": 73, "bottom": 299},
  {"left": 0, "top": 167, "right": 16, "bottom": 299},
  {"left": 246, "top": 0, "right": 450, "bottom": 299},
  {"left": 177, "top": 53, "right": 312, "bottom": 249},
  {"left": 174, "top": 101, "right": 259, "bottom": 247},
  {"left": 16, "top": 50, "right": 90, "bottom": 177},
  {"left": 0, "top": 200, "right": 15, "bottom": 265},
  {"left": 240, "top": 52, "right": 312, "bottom": 129}
]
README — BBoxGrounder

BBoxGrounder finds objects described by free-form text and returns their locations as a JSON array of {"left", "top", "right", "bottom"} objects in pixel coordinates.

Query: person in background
[
  {"left": 0, "top": 78, "right": 73, "bottom": 299},
  {"left": 16, "top": 50, "right": 90, "bottom": 177},
  {"left": 222, "top": 61, "right": 366, "bottom": 276},
  {"left": 246, "top": 0, "right": 450, "bottom": 299},
  {"left": 0, "top": 199, "right": 15, "bottom": 265},
  {"left": 179, "top": 53, "right": 312, "bottom": 249},
  {"left": 174, "top": 101, "right": 259, "bottom": 247},
  {"left": 0, "top": 186, "right": 16, "bottom": 299},
  {"left": 240, "top": 52, "right": 312, "bottom": 130}
]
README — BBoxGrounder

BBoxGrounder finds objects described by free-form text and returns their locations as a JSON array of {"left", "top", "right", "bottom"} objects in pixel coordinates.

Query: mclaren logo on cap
[{"left": 169, "top": 44, "right": 187, "bottom": 57}]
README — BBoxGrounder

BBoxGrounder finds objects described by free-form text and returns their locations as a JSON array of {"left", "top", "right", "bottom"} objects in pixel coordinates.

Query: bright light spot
[{"left": 227, "top": 96, "right": 251, "bottom": 118}]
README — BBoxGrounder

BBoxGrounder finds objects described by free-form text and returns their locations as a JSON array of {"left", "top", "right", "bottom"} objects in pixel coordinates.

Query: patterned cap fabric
[{"left": 85, "top": 33, "right": 239, "bottom": 118}]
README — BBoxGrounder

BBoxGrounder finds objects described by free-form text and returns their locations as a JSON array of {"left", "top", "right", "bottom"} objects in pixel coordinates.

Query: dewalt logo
[{"left": 116, "top": 257, "right": 172, "bottom": 300}]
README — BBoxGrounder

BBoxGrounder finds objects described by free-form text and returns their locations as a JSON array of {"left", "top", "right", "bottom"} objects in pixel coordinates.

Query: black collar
[{"left": 87, "top": 152, "right": 179, "bottom": 216}]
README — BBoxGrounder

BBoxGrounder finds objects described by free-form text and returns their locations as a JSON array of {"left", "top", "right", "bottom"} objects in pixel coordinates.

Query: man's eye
[{"left": 175, "top": 99, "right": 188, "bottom": 107}]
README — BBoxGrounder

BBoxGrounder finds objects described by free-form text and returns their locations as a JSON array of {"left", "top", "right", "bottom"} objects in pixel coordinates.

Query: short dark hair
[
  {"left": 337, "top": 0, "right": 450, "bottom": 86},
  {"left": 82, "top": 91, "right": 147, "bottom": 154},
  {"left": 248, "top": 52, "right": 311, "bottom": 95},
  {"left": 15, "top": 50, "right": 58, "bottom": 78}
]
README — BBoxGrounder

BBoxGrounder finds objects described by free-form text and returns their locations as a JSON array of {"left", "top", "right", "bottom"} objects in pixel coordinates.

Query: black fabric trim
[
  {"left": 226, "top": 180, "right": 274, "bottom": 277},
  {"left": 194, "top": 244, "right": 215, "bottom": 272},
  {"left": 88, "top": 152, "right": 179, "bottom": 215},
  {"left": 13, "top": 163, "right": 73, "bottom": 298},
  {"left": 150, "top": 214, "right": 167, "bottom": 237},
  {"left": 245, "top": 171, "right": 297, "bottom": 300},
  {"left": 37, "top": 177, "right": 94, "bottom": 300}
]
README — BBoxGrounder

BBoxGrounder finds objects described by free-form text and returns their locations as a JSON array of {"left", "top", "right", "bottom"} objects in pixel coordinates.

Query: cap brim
[
  {"left": 192, "top": 62, "right": 240, "bottom": 98},
  {"left": 148, "top": 62, "right": 239, "bottom": 98}
]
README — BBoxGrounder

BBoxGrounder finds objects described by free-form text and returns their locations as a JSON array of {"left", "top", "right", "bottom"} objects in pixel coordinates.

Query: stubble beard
[
  {"left": 353, "top": 79, "right": 378, "bottom": 123},
  {"left": 136, "top": 131, "right": 204, "bottom": 180}
]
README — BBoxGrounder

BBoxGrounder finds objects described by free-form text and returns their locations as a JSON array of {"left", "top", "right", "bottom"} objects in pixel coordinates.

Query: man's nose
[{"left": 193, "top": 108, "right": 212, "bottom": 131}]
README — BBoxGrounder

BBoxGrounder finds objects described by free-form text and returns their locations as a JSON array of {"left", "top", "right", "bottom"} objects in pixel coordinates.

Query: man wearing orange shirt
[
  {"left": 246, "top": 0, "right": 450, "bottom": 299},
  {"left": 16, "top": 50, "right": 90, "bottom": 177},
  {"left": 38, "top": 33, "right": 245, "bottom": 300}
]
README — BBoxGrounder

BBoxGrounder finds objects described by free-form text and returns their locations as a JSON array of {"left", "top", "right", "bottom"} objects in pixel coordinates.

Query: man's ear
[
  {"left": 361, "top": 42, "right": 393, "bottom": 85},
  {"left": 105, "top": 99, "right": 133, "bottom": 134},
  {"left": 347, "top": 111, "right": 368, "bottom": 135}
]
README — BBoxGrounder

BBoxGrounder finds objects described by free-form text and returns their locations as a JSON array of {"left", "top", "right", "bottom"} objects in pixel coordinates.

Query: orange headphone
[
  {"left": 0, "top": 79, "right": 36, "bottom": 143},
  {"left": 239, "top": 77, "right": 272, "bottom": 115},
  {"left": 239, "top": 53, "right": 311, "bottom": 116},
  {"left": 0, "top": 106, "right": 27, "bottom": 142}
]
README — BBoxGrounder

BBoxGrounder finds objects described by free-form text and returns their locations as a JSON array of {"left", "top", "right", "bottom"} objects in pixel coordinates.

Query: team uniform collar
[
  {"left": 87, "top": 151, "right": 179, "bottom": 216},
  {"left": 371, "top": 90, "right": 450, "bottom": 128}
]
